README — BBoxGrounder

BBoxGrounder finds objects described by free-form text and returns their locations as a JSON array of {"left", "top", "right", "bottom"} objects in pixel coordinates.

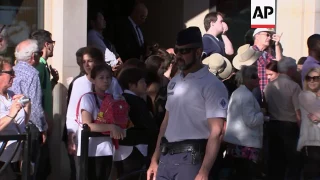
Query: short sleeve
[
  {"left": 204, "top": 81, "right": 228, "bottom": 119},
  {"left": 80, "top": 94, "right": 96, "bottom": 117}
]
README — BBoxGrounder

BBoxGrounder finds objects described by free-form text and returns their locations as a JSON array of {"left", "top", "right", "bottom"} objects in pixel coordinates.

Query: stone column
[{"left": 43, "top": 0, "right": 87, "bottom": 179}]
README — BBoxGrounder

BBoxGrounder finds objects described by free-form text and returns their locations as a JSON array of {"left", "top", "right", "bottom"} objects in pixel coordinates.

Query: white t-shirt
[
  {"left": 0, "top": 90, "right": 26, "bottom": 162},
  {"left": 165, "top": 65, "right": 228, "bottom": 142},
  {"left": 66, "top": 75, "right": 123, "bottom": 134},
  {"left": 76, "top": 93, "right": 113, "bottom": 157}
]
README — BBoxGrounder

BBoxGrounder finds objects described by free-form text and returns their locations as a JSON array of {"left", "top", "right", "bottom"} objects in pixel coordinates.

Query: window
[{"left": 0, "top": 0, "right": 43, "bottom": 63}]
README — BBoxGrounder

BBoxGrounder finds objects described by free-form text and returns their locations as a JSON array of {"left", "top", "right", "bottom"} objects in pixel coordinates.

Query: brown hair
[
  {"left": 204, "top": 12, "right": 224, "bottom": 31},
  {"left": 266, "top": 60, "right": 278, "bottom": 73}
]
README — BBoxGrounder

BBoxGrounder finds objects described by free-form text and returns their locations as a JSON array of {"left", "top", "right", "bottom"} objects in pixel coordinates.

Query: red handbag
[{"left": 75, "top": 92, "right": 132, "bottom": 149}]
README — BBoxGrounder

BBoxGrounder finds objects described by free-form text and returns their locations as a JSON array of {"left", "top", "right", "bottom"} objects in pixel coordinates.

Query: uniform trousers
[{"left": 156, "top": 152, "right": 205, "bottom": 180}]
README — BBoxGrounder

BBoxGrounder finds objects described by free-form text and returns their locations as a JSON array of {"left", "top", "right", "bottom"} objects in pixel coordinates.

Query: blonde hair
[{"left": 303, "top": 67, "right": 320, "bottom": 91}]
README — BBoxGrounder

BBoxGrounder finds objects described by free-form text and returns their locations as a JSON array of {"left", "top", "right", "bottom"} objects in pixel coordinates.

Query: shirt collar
[
  {"left": 124, "top": 89, "right": 137, "bottom": 96},
  {"left": 40, "top": 57, "right": 47, "bottom": 64},
  {"left": 14, "top": 61, "right": 39, "bottom": 74},
  {"left": 128, "top": 17, "right": 137, "bottom": 27},
  {"left": 180, "top": 65, "right": 209, "bottom": 79}
]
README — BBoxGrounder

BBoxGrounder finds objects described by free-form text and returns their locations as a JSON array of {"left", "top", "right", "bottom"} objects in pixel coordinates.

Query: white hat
[
  {"left": 202, "top": 53, "right": 233, "bottom": 79},
  {"left": 252, "top": 28, "right": 275, "bottom": 37},
  {"left": 232, "top": 44, "right": 262, "bottom": 70}
]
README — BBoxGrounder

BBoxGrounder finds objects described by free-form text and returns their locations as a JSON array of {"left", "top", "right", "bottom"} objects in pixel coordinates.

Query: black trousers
[
  {"left": 301, "top": 146, "right": 320, "bottom": 179},
  {"left": 267, "top": 120, "right": 301, "bottom": 180},
  {"left": 76, "top": 156, "right": 112, "bottom": 180},
  {"left": 29, "top": 123, "right": 51, "bottom": 180},
  {"left": 228, "top": 157, "right": 259, "bottom": 180},
  {"left": 114, "top": 147, "right": 145, "bottom": 180}
]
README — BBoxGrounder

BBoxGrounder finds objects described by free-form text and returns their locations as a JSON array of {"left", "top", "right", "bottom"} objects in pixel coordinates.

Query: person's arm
[
  {"left": 80, "top": 95, "right": 125, "bottom": 139},
  {"left": 242, "top": 94, "right": 264, "bottom": 127},
  {"left": 196, "top": 118, "right": 224, "bottom": 178},
  {"left": 292, "top": 85, "right": 302, "bottom": 125},
  {"left": 221, "top": 22, "right": 234, "bottom": 55},
  {"left": 196, "top": 81, "right": 229, "bottom": 179},
  {"left": 28, "top": 75, "right": 48, "bottom": 132},
  {"left": 299, "top": 91, "right": 320, "bottom": 119},
  {"left": 0, "top": 100, "right": 23, "bottom": 131}
]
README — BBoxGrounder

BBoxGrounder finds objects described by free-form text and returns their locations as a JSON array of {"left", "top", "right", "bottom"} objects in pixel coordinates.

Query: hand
[
  {"left": 222, "top": 22, "right": 228, "bottom": 34},
  {"left": 9, "top": 100, "right": 23, "bottom": 118},
  {"left": 12, "top": 94, "right": 24, "bottom": 101},
  {"left": 147, "top": 160, "right": 158, "bottom": 180},
  {"left": 68, "top": 133, "right": 77, "bottom": 155},
  {"left": 41, "top": 131, "right": 47, "bottom": 144},
  {"left": 272, "top": 33, "right": 283, "bottom": 45},
  {"left": 112, "top": 64, "right": 121, "bottom": 72},
  {"left": 110, "top": 125, "right": 125, "bottom": 140},
  {"left": 194, "top": 170, "right": 209, "bottom": 180},
  {"left": 308, "top": 113, "right": 320, "bottom": 123},
  {"left": 49, "top": 65, "right": 59, "bottom": 82}
]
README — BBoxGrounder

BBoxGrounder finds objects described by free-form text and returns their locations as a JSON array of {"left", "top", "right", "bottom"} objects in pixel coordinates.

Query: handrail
[
  {"left": 80, "top": 124, "right": 110, "bottom": 180},
  {"left": 80, "top": 124, "right": 147, "bottom": 180},
  {"left": 0, "top": 124, "right": 32, "bottom": 180}
]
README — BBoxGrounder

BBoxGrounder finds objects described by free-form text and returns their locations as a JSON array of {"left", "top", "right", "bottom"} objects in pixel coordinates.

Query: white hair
[
  {"left": 277, "top": 57, "right": 297, "bottom": 73},
  {"left": 14, "top": 39, "right": 38, "bottom": 62}
]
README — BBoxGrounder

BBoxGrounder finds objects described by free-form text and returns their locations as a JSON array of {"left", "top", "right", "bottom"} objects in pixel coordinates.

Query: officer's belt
[{"left": 160, "top": 138, "right": 207, "bottom": 155}]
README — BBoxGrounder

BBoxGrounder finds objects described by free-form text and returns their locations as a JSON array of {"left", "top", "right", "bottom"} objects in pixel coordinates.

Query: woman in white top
[
  {"left": 298, "top": 67, "right": 320, "bottom": 179},
  {"left": 66, "top": 47, "right": 122, "bottom": 155},
  {"left": 0, "top": 57, "right": 30, "bottom": 179},
  {"left": 223, "top": 65, "right": 264, "bottom": 179},
  {"left": 77, "top": 63, "right": 125, "bottom": 180}
]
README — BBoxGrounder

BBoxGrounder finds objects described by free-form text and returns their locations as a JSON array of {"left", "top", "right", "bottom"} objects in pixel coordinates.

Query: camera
[{"left": 18, "top": 96, "right": 30, "bottom": 106}]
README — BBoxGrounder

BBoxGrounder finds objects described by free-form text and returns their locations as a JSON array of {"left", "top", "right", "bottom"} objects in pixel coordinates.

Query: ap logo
[{"left": 251, "top": 0, "right": 276, "bottom": 28}]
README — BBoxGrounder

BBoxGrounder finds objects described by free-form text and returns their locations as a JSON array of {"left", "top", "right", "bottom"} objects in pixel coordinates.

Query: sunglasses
[
  {"left": 306, "top": 75, "right": 320, "bottom": 82},
  {"left": 174, "top": 47, "right": 196, "bottom": 55},
  {"left": 0, "top": 70, "right": 15, "bottom": 76}
]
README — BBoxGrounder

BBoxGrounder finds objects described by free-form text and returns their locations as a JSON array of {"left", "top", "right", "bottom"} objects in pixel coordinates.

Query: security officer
[{"left": 147, "top": 27, "right": 228, "bottom": 180}]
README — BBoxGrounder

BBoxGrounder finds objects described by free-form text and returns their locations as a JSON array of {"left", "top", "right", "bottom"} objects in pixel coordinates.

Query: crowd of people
[{"left": 0, "top": 1, "right": 320, "bottom": 180}]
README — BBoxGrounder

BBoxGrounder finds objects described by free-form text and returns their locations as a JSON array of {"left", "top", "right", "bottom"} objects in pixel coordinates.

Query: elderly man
[
  {"left": 9, "top": 39, "right": 48, "bottom": 178},
  {"left": 264, "top": 57, "right": 302, "bottom": 180}
]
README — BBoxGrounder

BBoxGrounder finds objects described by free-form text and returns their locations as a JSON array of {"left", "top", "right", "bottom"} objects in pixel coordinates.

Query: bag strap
[{"left": 74, "top": 92, "right": 107, "bottom": 126}]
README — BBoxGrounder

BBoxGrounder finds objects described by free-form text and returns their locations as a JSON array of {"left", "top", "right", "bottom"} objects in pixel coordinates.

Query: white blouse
[{"left": 0, "top": 90, "right": 26, "bottom": 162}]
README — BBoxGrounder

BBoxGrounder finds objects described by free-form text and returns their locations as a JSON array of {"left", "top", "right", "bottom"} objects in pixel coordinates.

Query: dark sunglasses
[
  {"left": 0, "top": 70, "right": 15, "bottom": 76},
  {"left": 306, "top": 75, "right": 320, "bottom": 82},
  {"left": 174, "top": 47, "right": 196, "bottom": 55}
]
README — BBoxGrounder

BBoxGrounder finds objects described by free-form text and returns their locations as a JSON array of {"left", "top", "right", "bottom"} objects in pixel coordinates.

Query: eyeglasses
[
  {"left": 174, "top": 47, "right": 196, "bottom": 55},
  {"left": 259, "top": 33, "right": 271, "bottom": 37},
  {"left": 0, "top": 70, "right": 15, "bottom": 76},
  {"left": 306, "top": 75, "right": 320, "bottom": 82},
  {"left": 49, "top": 41, "right": 56, "bottom": 46}
]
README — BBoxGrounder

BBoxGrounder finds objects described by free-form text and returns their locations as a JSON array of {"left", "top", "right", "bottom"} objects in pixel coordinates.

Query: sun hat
[
  {"left": 202, "top": 53, "right": 233, "bottom": 79},
  {"left": 232, "top": 44, "right": 262, "bottom": 70}
]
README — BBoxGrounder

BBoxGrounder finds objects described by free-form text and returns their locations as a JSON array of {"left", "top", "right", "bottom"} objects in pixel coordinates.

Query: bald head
[
  {"left": 130, "top": 3, "right": 148, "bottom": 25},
  {"left": 15, "top": 39, "right": 40, "bottom": 66}
]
